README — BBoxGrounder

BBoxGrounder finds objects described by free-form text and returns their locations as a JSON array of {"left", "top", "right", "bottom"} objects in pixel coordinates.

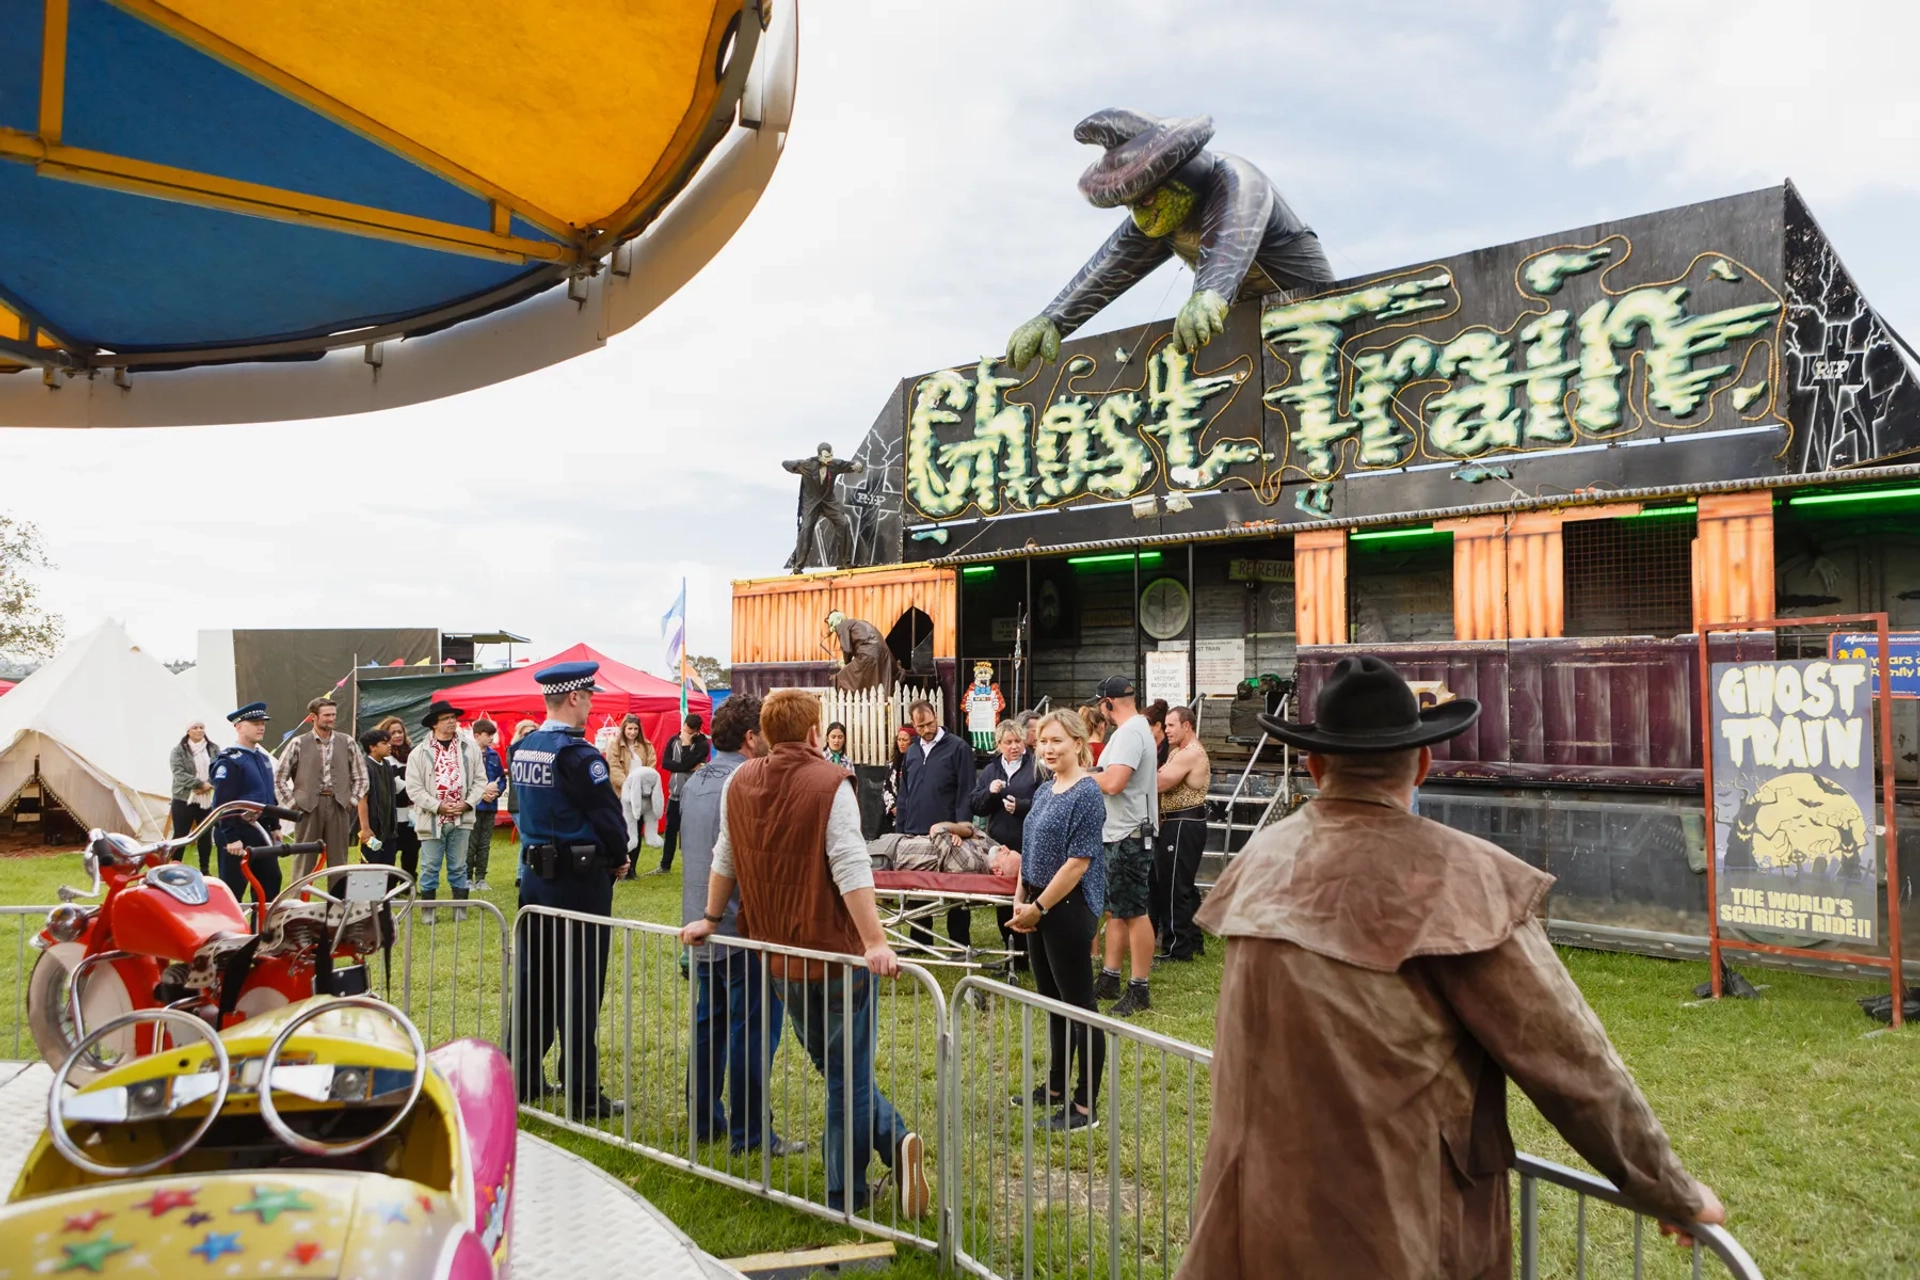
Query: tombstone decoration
[
  {"left": 827, "top": 610, "right": 899, "bottom": 693},
  {"left": 783, "top": 442, "right": 866, "bottom": 573},
  {"left": 1005, "top": 108, "right": 1335, "bottom": 368}
]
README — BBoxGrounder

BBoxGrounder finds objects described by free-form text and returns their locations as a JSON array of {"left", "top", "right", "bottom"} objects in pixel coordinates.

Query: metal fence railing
[
  {"left": 0, "top": 898, "right": 1770, "bottom": 1277},
  {"left": 946, "top": 974, "right": 1210, "bottom": 1280},
  {"left": 1518, "top": 1153, "right": 1763, "bottom": 1280},
  {"left": 0, "top": 897, "right": 509, "bottom": 1065},
  {"left": 509, "top": 906, "right": 949, "bottom": 1260}
]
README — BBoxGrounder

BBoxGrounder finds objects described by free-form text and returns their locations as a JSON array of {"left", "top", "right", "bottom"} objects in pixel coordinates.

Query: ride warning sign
[{"left": 1709, "top": 658, "right": 1879, "bottom": 947}]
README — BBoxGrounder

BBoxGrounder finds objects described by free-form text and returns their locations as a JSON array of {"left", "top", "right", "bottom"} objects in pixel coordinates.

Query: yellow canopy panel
[{"left": 125, "top": 0, "right": 738, "bottom": 234}]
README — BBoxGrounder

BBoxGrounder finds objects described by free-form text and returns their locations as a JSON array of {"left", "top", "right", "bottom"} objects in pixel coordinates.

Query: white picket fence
[{"left": 780, "top": 683, "right": 944, "bottom": 765}]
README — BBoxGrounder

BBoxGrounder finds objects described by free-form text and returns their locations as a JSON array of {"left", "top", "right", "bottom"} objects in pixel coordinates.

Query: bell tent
[{"left": 0, "top": 620, "right": 235, "bottom": 840}]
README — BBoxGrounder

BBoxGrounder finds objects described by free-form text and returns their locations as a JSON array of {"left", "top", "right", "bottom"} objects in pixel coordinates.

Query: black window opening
[
  {"left": 1348, "top": 531, "right": 1455, "bottom": 643},
  {"left": 1563, "top": 514, "right": 1696, "bottom": 639}
]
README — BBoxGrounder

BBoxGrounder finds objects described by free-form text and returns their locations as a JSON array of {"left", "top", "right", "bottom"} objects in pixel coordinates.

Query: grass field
[{"left": 2, "top": 838, "right": 1915, "bottom": 1277}]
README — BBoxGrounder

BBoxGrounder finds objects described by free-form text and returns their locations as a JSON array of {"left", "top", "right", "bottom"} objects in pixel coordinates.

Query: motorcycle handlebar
[
  {"left": 256, "top": 805, "right": 305, "bottom": 826},
  {"left": 251, "top": 841, "right": 327, "bottom": 859}
]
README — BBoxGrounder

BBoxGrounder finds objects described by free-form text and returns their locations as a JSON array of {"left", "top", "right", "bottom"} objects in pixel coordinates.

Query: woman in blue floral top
[{"left": 1006, "top": 708, "right": 1108, "bottom": 1131}]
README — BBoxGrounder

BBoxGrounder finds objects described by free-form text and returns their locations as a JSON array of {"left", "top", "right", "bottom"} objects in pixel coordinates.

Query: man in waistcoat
[
  {"left": 275, "top": 696, "right": 368, "bottom": 880},
  {"left": 681, "top": 689, "right": 932, "bottom": 1219}
]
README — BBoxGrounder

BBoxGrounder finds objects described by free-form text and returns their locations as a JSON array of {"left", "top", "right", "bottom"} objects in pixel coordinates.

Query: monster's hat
[{"left": 1074, "top": 109, "right": 1215, "bottom": 208}]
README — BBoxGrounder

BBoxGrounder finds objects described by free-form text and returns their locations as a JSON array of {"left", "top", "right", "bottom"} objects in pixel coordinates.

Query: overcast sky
[{"left": 2, "top": 0, "right": 1915, "bottom": 674}]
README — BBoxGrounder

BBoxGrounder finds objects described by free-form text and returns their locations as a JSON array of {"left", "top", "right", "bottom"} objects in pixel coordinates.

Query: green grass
[{"left": 2, "top": 838, "right": 1916, "bottom": 1276}]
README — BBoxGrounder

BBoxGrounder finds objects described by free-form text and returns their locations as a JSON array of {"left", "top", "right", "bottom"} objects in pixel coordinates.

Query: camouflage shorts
[{"left": 1104, "top": 835, "right": 1152, "bottom": 920}]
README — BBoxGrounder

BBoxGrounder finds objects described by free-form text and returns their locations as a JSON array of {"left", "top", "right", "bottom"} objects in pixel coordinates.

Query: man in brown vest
[
  {"left": 680, "top": 689, "right": 932, "bottom": 1219},
  {"left": 1178, "top": 656, "right": 1724, "bottom": 1279},
  {"left": 274, "top": 696, "right": 367, "bottom": 880}
]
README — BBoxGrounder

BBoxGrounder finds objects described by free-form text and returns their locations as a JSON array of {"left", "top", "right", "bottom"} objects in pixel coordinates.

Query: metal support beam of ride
[{"left": 0, "top": 0, "right": 798, "bottom": 429}]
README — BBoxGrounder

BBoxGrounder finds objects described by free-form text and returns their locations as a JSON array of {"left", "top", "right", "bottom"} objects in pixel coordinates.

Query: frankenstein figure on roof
[{"left": 1007, "top": 109, "right": 1335, "bottom": 366}]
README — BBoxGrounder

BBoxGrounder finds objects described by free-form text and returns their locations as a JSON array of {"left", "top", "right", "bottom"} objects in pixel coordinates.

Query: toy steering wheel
[
  {"left": 50, "top": 1008, "right": 230, "bottom": 1177},
  {"left": 264, "top": 863, "right": 416, "bottom": 926},
  {"left": 257, "top": 995, "right": 426, "bottom": 1157}
]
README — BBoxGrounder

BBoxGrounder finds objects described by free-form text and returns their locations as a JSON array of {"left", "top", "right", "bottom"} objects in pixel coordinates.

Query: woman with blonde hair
[
  {"left": 607, "top": 713, "right": 649, "bottom": 795},
  {"left": 620, "top": 728, "right": 664, "bottom": 880},
  {"left": 1006, "top": 708, "right": 1108, "bottom": 1131}
]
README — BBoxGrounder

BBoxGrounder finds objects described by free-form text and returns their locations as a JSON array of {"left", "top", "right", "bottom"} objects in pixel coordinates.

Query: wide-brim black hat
[
  {"left": 1074, "top": 109, "right": 1215, "bottom": 209},
  {"left": 1259, "top": 655, "right": 1480, "bottom": 754},
  {"left": 420, "top": 700, "right": 464, "bottom": 729}
]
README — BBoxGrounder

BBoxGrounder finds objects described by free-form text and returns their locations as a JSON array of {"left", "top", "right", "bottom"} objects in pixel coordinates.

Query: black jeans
[
  {"left": 169, "top": 799, "right": 212, "bottom": 872},
  {"left": 659, "top": 798, "right": 682, "bottom": 871},
  {"left": 1151, "top": 811, "right": 1207, "bottom": 959},
  {"left": 1025, "top": 881, "right": 1104, "bottom": 1111}
]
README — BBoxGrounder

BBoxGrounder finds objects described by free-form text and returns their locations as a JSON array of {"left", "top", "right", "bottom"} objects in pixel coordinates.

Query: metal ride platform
[{"left": 0, "top": 1061, "right": 742, "bottom": 1280}]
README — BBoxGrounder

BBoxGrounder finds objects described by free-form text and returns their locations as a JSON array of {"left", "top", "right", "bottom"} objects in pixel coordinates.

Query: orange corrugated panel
[
  {"left": 1693, "top": 492, "right": 1773, "bottom": 627},
  {"left": 1294, "top": 529, "right": 1346, "bottom": 646}
]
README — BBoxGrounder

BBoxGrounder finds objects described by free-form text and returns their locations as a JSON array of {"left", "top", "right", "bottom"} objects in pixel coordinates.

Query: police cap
[
  {"left": 535, "top": 661, "right": 604, "bottom": 695},
  {"left": 227, "top": 701, "right": 270, "bottom": 723}
]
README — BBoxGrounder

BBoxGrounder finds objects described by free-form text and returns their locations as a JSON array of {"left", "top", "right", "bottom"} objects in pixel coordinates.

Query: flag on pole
[{"left": 662, "top": 579, "right": 688, "bottom": 720}]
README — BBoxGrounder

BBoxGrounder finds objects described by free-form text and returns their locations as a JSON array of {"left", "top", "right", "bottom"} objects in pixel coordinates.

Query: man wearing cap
[
  {"left": 1007, "top": 108, "right": 1335, "bottom": 369},
  {"left": 1089, "top": 675, "right": 1158, "bottom": 1016},
  {"left": 1177, "top": 656, "right": 1724, "bottom": 1279},
  {"left": 510, "top": 662, "right": 631, "bottom": 1121},
  {"left": 210, "top": 702, "right": 282, "bottom": 906}
]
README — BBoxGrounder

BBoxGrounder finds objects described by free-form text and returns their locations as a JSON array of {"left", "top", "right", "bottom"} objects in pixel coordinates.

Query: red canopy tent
[{"left": 437, "top": 642, "right": 710, "bottom": 790}]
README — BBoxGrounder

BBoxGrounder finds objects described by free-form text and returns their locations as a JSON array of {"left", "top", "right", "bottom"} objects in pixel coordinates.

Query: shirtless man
[{"left": 1153, "top": 705, "right": 1210, "bottom": 961}]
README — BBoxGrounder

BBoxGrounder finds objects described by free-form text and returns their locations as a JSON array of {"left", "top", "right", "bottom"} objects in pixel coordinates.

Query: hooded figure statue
[{"left": 1007, "top": 109, "right": 1335, "bottom": 366}]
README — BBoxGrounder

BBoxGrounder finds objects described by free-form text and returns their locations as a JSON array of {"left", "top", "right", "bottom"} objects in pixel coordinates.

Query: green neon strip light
[
  {"left": 1066, "top": 551, "right": 1164, "bottom": 567},
  {"left": 1622, "top": 504, "right": 1698, "bottom": 519},
  {"left": 1349, "top": 526, "right": 1448, "bottom": 543},
  {"left": 961, "top": 566, "right": 995, "bottom": 578},
  {"left": 1787, "top": 486, "right": 1920, "bottom": 508}
]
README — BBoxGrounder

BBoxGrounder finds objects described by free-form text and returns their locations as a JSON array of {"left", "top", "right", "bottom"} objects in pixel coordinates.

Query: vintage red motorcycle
[{"left": 26, "top": 800, "right": 416, "bottom": 1080}]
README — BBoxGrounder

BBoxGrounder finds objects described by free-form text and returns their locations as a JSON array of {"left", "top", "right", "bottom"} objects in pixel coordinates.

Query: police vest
[{"left": 510, "top": 728, "right": 599, "bottom": 848}]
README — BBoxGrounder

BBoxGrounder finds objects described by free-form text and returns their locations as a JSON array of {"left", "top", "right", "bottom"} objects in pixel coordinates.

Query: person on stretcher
[{"left": 869, "top": 823, "right": 1021, "bottom": 880}]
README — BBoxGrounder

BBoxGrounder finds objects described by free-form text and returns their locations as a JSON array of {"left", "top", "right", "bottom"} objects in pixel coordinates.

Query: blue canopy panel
[
  {"left": 0, "top": 10, "right": 38, "bottom": 134},
  {"left": 63, "top": 0, "right": 497, "bottom": 232},
  {"left": 0, "top": 163, "right": 540, "bottom": 351}
]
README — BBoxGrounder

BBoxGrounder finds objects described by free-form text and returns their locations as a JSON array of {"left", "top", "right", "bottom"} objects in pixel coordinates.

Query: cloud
[
  {"left": 1556, "top": 0, "right": 1920, "bottom": 202},
  {"left": 1, "top": 0, "right": 1915, "bottom": 674}
]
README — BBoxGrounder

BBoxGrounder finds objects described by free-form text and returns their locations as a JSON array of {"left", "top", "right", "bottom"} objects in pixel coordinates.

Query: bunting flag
[{"left": 662, "top": 580, "right": 688, "bottom": 720}]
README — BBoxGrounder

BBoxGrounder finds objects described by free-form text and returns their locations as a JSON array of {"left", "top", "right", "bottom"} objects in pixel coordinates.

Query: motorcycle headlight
[{"left": 46, "top": 904, "right": 89, "bottom": 943}]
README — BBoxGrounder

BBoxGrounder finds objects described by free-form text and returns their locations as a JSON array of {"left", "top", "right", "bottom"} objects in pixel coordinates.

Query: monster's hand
[
  {"left": 1173, "top": 289, "right": 1230, "bottom": 353},
  {"left": 1006, "top": 315, "right": 1062, "bottom": 369}
]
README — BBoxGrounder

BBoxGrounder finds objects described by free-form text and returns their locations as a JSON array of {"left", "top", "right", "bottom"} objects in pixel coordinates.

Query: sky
[{"left": 2, "top": 0, "right": 1916, "bottom": 674}]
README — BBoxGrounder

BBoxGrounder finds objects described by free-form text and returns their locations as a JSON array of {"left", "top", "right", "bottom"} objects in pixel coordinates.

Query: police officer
[
  {"left": 210, "top": 702, "right": 282, "bottom": 906},
  {"left": 511, "top": 662, "right": 630, "bottom": 1120}
]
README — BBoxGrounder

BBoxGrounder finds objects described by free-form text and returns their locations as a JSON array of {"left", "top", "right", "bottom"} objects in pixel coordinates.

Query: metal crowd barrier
[
  {"left": 0, "top": 897, "right": 509, "bottom": 1061},
  {"left": 0, "top": 898, "right": 1770, "bottom": 1277},
  {"left": 947, "top": 974, "right": 1209, "bottom": 1280},
  {"left": 1518, "top": 1153, "right": 1763, "bottom": 1280},
  {"left": 509, "top": 905, "right": 949, "bottom": 1260}
]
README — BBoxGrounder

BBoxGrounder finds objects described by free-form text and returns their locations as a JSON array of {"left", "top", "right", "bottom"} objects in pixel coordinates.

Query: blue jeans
[
  {"left": 775, "top": 968, "right": 906, "bottom": 1210},
  {"left": 693, "top": 944, "right": 785, "bottom": 1152},
  {"left": 418, "top": 827, "right": 470, "bottom": 895}
]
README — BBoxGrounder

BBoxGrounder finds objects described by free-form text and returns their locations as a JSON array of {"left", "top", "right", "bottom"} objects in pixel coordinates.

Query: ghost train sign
[
  {"left": 1710, "top": 659, "right": 1877, "bottom": 946},
  {"left": 871, "top": 184, "right": 1920, "bottom": 561}
]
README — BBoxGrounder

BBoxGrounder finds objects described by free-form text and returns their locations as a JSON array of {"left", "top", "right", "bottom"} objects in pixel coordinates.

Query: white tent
[{"left": 0, "top": 621, "right": 236, "bottom": 840}]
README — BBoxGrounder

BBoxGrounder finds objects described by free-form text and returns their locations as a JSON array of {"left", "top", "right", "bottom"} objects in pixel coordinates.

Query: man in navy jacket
[{"left": 896, "top": 699, "right": 977, "bottom": 947}]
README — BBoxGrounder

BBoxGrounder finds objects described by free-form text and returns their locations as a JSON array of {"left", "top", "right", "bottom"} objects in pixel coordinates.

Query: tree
[
  {"left": 0, "top": 515, "right": 61, "bottom": 660},
  {"left": 690, "top": 654, "right": 731, "bottom": 690}
]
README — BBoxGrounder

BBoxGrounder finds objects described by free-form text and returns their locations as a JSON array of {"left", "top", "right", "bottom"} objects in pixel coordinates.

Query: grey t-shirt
[{"left": 1099, "top": 713, "right": 1160, "bottom": 843}]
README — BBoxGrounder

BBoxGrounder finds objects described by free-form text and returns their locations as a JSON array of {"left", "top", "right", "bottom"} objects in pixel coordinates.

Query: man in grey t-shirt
[{"left": 1091, "top": 675, "right": 1159, "bottom": 1016}]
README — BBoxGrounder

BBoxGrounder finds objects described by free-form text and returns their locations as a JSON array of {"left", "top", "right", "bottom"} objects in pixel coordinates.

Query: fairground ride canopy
[{"left": 0, "top": 0, "right": 797, "bottom": 427}]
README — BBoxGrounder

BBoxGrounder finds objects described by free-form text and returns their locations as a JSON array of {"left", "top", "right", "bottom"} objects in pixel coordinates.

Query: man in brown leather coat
[{"left": 1178, "top": 656, "right": 1725, "bottom": 1279}]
